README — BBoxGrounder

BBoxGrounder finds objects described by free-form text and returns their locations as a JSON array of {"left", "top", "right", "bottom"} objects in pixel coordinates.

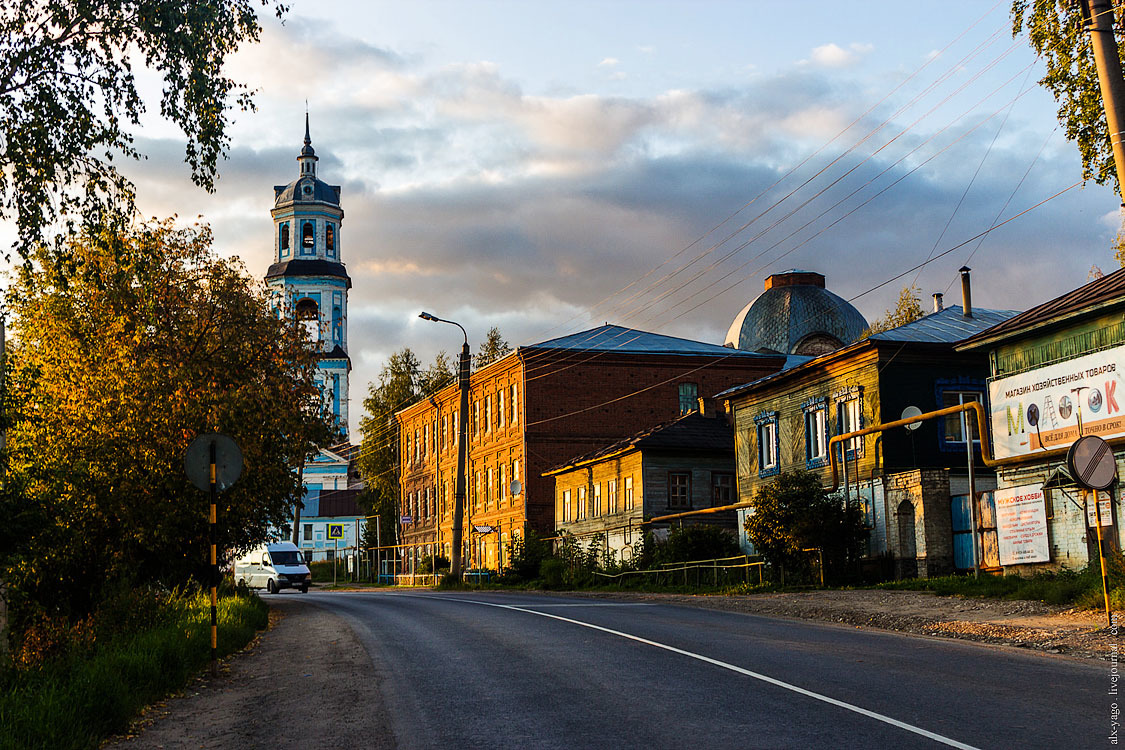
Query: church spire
[{"left": 298, "top": 112, "right": 318, "bottom": 175}]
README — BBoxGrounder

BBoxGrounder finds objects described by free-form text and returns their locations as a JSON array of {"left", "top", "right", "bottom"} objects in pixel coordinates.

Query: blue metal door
[{"left": 950, "top": 494, "right": 974, "bottom": 570}]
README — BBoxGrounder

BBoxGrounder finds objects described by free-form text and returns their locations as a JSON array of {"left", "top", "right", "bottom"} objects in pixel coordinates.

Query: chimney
[
  {"left": 697, "top": 396, "right": 720, "bottom": 417},
  {"left": 959, "top": 266, "right": 972, "bottom": 318},
  {"left": 932, "top": 292, "right": 944, "bottom": 313}
]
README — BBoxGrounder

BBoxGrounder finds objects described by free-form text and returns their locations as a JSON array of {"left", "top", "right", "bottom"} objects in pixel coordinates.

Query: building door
[
  {"left": 896, "top": 499, "right": 917, "bottom": 579},
  {"left": 951, "top": 492, "right": 999, "bottom": 570}
]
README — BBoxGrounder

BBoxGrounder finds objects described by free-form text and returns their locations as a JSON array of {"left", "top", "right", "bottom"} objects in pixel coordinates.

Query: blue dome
[
  {"left": 273, "top": 176, "right": 341, "bottom": 206},
  {"left": 725, "top": 270, "right": 867, "bottom": 355}
]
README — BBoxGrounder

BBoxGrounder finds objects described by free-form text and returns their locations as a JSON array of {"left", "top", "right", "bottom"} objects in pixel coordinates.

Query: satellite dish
[
  {"left": 901, "top": 406, "right": 923, "bottom": 431},
  {"left": 1026, "top": 403, "right": 1039, "bottom": 427},
  {"left": 510, "top": 479, "right": 522, "bottom": 497}
]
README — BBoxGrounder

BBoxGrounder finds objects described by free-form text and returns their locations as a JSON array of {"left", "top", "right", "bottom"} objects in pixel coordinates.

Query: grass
[
  {"left": 873, "top": 565, "right": 1121, "bottom": 609},
  {"left": 0, "top": 587, "right": 268, "bottom": 750}
]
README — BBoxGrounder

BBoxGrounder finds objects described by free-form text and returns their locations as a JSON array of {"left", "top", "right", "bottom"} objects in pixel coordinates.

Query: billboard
[
  {"left": 987, "top": 345, "right": 1125, "bottom": 460},
  {"left": 994, "top": 485, "right": 1050, "bottom": 566}
]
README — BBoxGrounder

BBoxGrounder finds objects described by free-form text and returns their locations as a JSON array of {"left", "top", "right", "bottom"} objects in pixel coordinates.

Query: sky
[{"left": 9, "top": 1, "right": 1124, "bottom": 438}]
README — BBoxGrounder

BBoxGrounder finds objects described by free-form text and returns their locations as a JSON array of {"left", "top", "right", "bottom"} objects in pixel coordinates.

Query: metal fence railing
[{"left": 593, "top": 555, "right": 765, "bottom": 587}]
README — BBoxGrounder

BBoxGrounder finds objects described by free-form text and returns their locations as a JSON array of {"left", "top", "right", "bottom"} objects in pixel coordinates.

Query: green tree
[
  {"left": 357, "top": 348, "right": 456, "bottom": 548},
  {"left": 3, "top": 217, "right": 329, "bottom": 625},
  {"left": 1012, "top": 0, "right": 1123, "bottom": 190},
  {"left": 473, "top": 327, "right": 512, "bottom": 371},
  {"left": 861, "top": 285, "right": 926, "bottom": 337},
  {"left": 0, "top": 0, "right": 286, "bottom": 258},
  {"left": 654, "top": 525, "right": 741, "bottom": 565},
  {"left": 744, "top": 471, "right": 865, "bottom": 584}
]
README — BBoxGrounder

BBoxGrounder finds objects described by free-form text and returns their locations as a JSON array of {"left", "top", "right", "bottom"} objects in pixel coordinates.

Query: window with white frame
[
  {"left": 803, "top": 397, "right": 829, "bottom": 468},
  {"left": 498, "top": 389, "right": 506, "bottom": 427},
  {"left": 624, "top": 476, "right": 635, "bottom": 510},
  {"left": 562, "top": 489, "right": 572, "bottom": 522},
  {"left": 592, "top": 482, "right": 602, "bottom": 516},
  {"left": 941, "top": 390, "right": 982, "bottom": 444},
  {"left": 577, "top": 486, "right": 587, "bottom": 520},
  {"left": 485, "top": 395, "right": 492, "bottom": 432},
  {"left": 511, "top": 384, "right": 519, "bottom": 425},
  {"left": 755, "top": 412, "right": 780, "bottom": 477},
  {"left": 835, "top": 392, "right": 863, "bottom": 459},
  {"left": 608, "top": 478, "right": 618, "bottom": 514}
]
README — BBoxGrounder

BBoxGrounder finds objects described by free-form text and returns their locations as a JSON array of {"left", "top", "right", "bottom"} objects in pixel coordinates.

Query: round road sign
[
  {"left": 184, "top": 433, "right": 243, "bottom": 493},
  {"left": 1067, "top": 435, "right": 1117, "bottom": 491}
]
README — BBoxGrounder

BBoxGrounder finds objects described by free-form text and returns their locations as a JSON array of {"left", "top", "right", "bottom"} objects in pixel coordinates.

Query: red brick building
[{"left": 396, "top": 324, "right": 784, "bottom": 572}]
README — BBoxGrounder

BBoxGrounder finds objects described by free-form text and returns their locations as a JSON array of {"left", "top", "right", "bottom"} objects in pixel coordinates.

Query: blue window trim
[
  {"left": 833, "top": 387, "right": 864, "bottom": 461},
  {"left": 300, "top": 220, "right": 316, "bottom": 255},
  {"left": 801, "top": 396, "right": 829, "bottom": 469},
  {"left": 934, "top": 378, "right": 985, "bottom": 453},
  {"left": 754, "top": 410, "right": 780, "bottom": 478},
  {"left": 279, "top": 221, "right": 290, "bottom": 258}
]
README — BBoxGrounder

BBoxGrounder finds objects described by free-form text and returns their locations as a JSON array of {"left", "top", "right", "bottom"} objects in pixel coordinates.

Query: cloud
[
  {"left": 599, "top": 57, "right": 620, "bottom": 67},
  {"left": 38, "top": 9, "right": 1117, "bottom": 439},
  {"left": 808, "top": 42, "right": 874, "bottom": 68}
]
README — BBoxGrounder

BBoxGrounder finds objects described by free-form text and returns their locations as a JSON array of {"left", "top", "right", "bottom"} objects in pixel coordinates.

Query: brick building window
[
  {"left": 678, "top": 383, "right": 699, "bottom": 415},
  {"left": 511, "top": 384, "right": 518, "bottom": 425},
  {"left": 608, "top": 479, "right": 618, "bottom": 513},
  {"left": 624, "top": 476, "right": 635, "bottom": 510},
  {"left": 474, "top": 401, "right": 480, "bottom": 436},
  {"left": 485, "top": 395, "right": 493, "bottom": 432},
  {"left": 442, "top": 415, "right": 448, "bottom": 451},
  {"left": 668, "top": 472, "right": 691, "bottom": 509},
  {"left": 498, "top": 390, "right": 506, "bottom": 427},
  {"left": 562, "top": 489, "right": 572, "bottom": 523},
  {"left": 712, "top": 473, "right": 734, "bottom": 506},
  {"left": 592, "top": 482, "right": 602, "bottom": 517},
  {"left": 475, "top": 471, "right": 482, "bottom": 509}
]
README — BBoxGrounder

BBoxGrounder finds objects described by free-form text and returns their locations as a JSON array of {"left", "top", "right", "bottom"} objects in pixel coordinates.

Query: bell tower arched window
[
  {"left": 326, "top": 223, "right": 335, "bottom": 256},
  {"left": 302, "top": 221, "right": 315, "bottom": 253},
  {"left": 279, "top": 222, "right": 290, "bottom": 257},
  {"left": 296, "top": 297, "right": 319, "bottom": 343}
]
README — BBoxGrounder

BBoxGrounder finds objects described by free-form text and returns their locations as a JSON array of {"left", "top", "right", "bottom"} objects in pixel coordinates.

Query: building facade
[
  {"left": 720, "top": 287, "right": 1017, "bottom": 578},
  {"left": 545, "top": 408, "right": 739, "bottom": 560},
  {"left": 958, "top": 268, "right": 1125, "bottom": 573},
  {"left": 396, "top": 324, "right": 786, "bottom": 572}
]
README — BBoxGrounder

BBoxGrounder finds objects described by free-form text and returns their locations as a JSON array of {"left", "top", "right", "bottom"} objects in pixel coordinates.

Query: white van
[{"left": 235, "top": 541, "right": 311, "bottom": 594}]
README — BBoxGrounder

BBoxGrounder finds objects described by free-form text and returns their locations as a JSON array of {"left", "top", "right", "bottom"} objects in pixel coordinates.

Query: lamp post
[{"left": 420, "top": 312, "right": 470, "bottom": 579}]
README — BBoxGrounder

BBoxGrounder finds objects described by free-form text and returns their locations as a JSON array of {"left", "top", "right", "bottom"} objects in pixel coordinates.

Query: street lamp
[{"left": 419, "top": 311, "right": 470, "bottom": 579}]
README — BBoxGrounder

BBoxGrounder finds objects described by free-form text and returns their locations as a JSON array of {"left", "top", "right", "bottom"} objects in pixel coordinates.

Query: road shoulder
[{"left": 103, "top": 596, "right": 393, "bottom": 750}]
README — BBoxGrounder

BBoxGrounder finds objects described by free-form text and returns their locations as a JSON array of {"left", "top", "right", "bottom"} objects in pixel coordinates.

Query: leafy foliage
[
  {"left": 473, "top": 326, "right": 512, "bottom": 371},
  {"left": 653, "top": 525, "right": 741, "bottom": 565},
  {"left": 861, "top": 285, "right": 925, "bottom": 338},
  {"left": 1012, "top": 0, "right": 1123, "bottom": 191},
  {"left": 0, "top": 0, "right": 287, "bottom": 258},
  {"left": 744, "top": 471, "right": 866, "bottom": 584},
  {"left": 2, "top": 218, "right": 329, "bottom": 626},
  {"left": 356, "top": 349, "right": 452, "bottom": 548}
]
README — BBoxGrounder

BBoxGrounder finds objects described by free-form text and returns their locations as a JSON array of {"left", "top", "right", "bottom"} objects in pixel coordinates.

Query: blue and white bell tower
[{"left": 266, "top": 116, "right": 351, "bottom": 438}]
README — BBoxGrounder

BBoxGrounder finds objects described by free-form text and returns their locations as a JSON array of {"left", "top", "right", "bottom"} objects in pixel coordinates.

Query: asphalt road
[{"left": 290, "top": 590, "right": 1102, "bottom": 749}]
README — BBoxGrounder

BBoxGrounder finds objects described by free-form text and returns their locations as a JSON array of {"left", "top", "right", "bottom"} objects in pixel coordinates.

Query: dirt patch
[
  {"left": 102, "top": 596, "right": 392, "bottom": 750},
  {"left": 555, "top": 588, "right": 1116, "bottom": 661}
]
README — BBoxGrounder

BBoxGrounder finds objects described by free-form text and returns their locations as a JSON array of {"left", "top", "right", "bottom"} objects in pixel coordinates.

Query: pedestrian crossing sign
[{"left": 327, "top": 523, "right": 344, "bottom": 540}]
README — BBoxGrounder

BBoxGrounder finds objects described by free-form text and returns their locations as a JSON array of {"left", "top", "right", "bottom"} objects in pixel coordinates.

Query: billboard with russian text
[{"left": 987, "top": 346, "right": 1125, "bottom": 459}]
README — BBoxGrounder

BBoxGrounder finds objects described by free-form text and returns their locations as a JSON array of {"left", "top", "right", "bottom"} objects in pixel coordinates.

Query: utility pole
[
  {"left": 1082, "top": 0, "right": 1125, "bottom": 201},
  {"left": 452, "top": 339, "right": 470, "bottom": 578},
  {"left": 0, "top": 319, "right": 7, "bottom": 661}
]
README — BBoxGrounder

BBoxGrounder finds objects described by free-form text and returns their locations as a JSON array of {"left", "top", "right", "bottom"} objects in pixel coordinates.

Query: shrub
[{"left": 655, "top": 525, "right": 741, "bottom": 565}]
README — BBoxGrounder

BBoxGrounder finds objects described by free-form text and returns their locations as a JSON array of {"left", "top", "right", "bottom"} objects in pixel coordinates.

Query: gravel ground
[
  {"left": 554, "top": 588, "right": 1116, "bottom": 661},
  {"left": 102, "top": 596, "right": 393, "bottom": 750}
]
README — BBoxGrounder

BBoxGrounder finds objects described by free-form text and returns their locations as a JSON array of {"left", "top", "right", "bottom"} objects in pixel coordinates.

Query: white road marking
[
  {"left": 430, "top": 595, "right": 981, "bottom": 750},
  {"left": 519, "top": 602, "right": 655, "bottom": 608}
]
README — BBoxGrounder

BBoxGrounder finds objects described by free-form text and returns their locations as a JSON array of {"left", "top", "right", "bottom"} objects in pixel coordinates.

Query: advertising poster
[
  {"left": 988, "top": 345, "right": 1125, "bottom": 460},
  {"left": 993, "top": 485, "right": 1049, "bottom": 565},
  {"left": 1087, "top": 494, "right": 1114, "bottom": 528}
]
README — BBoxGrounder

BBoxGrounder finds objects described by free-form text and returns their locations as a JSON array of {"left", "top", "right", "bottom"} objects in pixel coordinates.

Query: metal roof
[
  {"left": 958, "top": 267, "right": 1125, "bottom": 349},
  {"left": 545, "top": 412, "right": 733, "bottom": 474},
  {"left": 265, "top": 259, "right": 351, "bottom": 287},
  {"left": 725, "top": 283, "right": 868, "bottom": 353},
  {"left": 273, "top": 176, "right": 342, "bottom": 206},
  {"left": 528, "top": 324, "right": 773, "bottom": 357},
  {"left": 868, "top": 305, "right": 1019, "bottom": 344}
]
